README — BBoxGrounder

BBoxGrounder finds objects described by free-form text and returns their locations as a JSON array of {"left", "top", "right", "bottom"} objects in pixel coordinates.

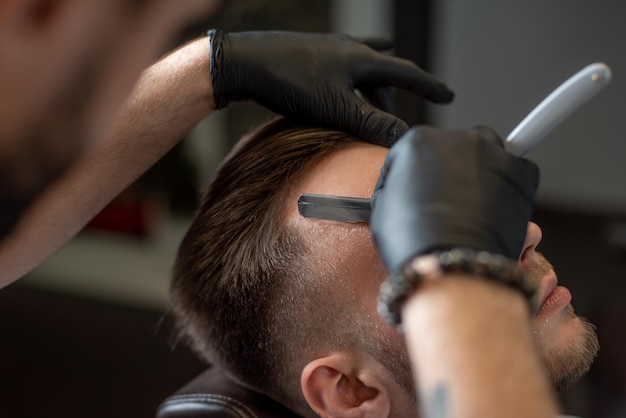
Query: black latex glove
[
  {"left": 208, "top": 30, "right": 454, "bottom": 147},
  {"left": 370, "top": 126, "right": 540, "bottom": 275}
]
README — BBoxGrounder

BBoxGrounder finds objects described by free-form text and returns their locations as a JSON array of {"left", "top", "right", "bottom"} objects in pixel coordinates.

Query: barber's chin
[{"left": 535, "top": 285, "right": 572, "bottom": 321}]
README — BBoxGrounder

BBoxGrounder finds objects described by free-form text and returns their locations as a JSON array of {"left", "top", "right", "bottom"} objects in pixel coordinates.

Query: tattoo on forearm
[{"left": 423, "top": 384, "right": 449, "bottom": 418}]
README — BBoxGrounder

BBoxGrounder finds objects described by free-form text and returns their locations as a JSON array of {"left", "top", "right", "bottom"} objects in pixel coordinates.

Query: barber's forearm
[
  {"left": 402, "top": 276, "right": 559, "bottom": 418},
  {"left": 0, "top": 38, "right": 215, "bottom": 287}
]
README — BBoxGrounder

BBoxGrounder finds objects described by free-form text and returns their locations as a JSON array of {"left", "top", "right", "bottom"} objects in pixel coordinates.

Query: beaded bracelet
[{"left": 377, "top": 248, "right": 539, "bottom": 330}]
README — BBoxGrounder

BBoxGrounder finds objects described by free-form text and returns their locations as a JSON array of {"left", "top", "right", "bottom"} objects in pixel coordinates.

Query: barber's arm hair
[{"left": 0, "top": 38, "right": 215, "bottom": 287}]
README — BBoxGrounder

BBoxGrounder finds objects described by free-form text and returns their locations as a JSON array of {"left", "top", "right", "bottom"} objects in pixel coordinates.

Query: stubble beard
[
  {"left": 537, "top": 306, "right": 599, "bottom": 392},
  {"left": 526, "top": 252, "right": 600, "bottom": 392}
]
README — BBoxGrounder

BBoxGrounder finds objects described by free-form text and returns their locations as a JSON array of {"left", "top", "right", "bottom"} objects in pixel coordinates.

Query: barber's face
[
  {"left": 0, "top": 0, "right": 222, "bottom": 235},
  {"left": 291, "top": 141, "right": 598, "bottom": 408}
]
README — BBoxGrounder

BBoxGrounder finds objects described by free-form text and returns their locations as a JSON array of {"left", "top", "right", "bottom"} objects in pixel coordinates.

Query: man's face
[
  {"left": 0, "top": 0, "right": 221, "bottom": 235},
  {"left": 521, "top": 225, "right": 600, "bottom": 391},
  {"left": 288, "top": 141, "right": 598, "bottom": 411}
]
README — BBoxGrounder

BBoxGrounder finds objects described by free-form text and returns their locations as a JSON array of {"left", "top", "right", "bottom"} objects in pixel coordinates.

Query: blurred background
[{"left": 2, "top": 1, "right": 626, "bottom": 417}]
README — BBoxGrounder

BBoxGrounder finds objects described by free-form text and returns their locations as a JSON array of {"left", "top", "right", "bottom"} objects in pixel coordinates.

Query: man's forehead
[
  {"left": 286, "top": 141, "right": 389, "bottom": 289},
  {"left": 297, "top": 142, "right": 387, "bottom": 199}
]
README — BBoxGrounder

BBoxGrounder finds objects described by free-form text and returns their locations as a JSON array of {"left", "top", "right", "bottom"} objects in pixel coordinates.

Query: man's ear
[{"left": 301, "top": 352, "right": 391, "bottom": 418}]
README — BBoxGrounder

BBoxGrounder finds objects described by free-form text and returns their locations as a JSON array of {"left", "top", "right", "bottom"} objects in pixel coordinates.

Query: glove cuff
[
  {"left": 377, "top": 248, "right": 539, "bottom": 330},
  {"left": 207, "top": 29, "right": 229, "bottom": 110}
]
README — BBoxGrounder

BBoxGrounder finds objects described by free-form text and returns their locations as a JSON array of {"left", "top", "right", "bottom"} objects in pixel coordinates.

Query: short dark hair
[
  {"left": 170, "top": 117, "right": 360, "bottom": 403},
  {"left": 171, "top": 117, "right": 415, "bottom": 414}
]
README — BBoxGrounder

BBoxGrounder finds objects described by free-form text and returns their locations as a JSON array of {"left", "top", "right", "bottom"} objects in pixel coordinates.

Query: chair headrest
[{"left": 156, "top": 367, "right": 303, "bottom": 418}]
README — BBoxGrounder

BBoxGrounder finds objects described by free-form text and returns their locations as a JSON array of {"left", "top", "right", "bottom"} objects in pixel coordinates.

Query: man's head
[
  {"left": 170, "top": 117, "right": 598, "bottom": 417},
  {"left": 0, "top": 0, "right": 221, "bottom": 235}
]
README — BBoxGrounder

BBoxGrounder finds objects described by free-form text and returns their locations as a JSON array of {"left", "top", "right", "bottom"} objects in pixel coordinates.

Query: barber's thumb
[
  {"left": 355, "top": 103, "right": 409, "bottom": 148},
  {"left": 470, "top": 125, "right": 504, "bottom": 148}
]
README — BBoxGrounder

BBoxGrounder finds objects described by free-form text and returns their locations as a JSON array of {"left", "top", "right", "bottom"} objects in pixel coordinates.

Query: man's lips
[
  {"left": 538, "top": 274, "right": 558, "bottom": 305},
  {"left": 535, "top": 272, "right": 572, "bottom": 319}
]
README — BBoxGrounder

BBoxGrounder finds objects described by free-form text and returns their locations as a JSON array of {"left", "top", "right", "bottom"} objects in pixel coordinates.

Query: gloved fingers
[
  {"left": 357, "top": 85, "right": 396, "bottom": 114},
  {"left": 371, "top": 154, "right": 392, "bottom": 213},
  {"left": 348, "top": 98, "right": 409, "bottom": 147},
  {"left": 468, "top": 125, "right": 539, "bottom": 189},
  {"left": 353, "top": 54, "right": 454, "bottom": 104},
  {"left": 372, "top": 125, "right": 426, "bottom": 199},
  {"left": 467, "top": 125, "right": 540, "bottom": 201},
  {"left": 516, "top": 157, "right": 541, "bottom": 193},
  {"left": 470, "top": 125, "right": 504, "bottom": 148}
]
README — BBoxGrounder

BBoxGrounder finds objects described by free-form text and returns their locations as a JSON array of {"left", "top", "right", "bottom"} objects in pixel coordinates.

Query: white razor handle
[{"left": 506, "top": 62, "right": 612, "bottom": 156}]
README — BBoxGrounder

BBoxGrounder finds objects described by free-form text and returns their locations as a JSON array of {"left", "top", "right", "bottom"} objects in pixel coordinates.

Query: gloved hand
[
  {"left": 207, "top": 30, "right": 454, "bottom": 146},
  {"left": 370, "top": 125, "right": 540, "bottom": 275}
]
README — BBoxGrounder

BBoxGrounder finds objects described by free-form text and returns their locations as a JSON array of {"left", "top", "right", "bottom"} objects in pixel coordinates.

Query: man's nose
[{"left": 519, "top": 222, "right": 542, "bottom": 263}]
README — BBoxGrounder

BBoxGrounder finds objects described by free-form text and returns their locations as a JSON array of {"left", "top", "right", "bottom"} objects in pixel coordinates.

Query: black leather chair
[{"left": 156, "top": 367, "right": 303, "bottom": 418}]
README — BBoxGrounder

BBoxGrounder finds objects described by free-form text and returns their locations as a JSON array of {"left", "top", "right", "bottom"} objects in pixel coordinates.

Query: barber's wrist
[
  {"left": 378, "top": 248, "right": 539, "bottom": 330},
  {"left": 206, "top": 30, "right": 218, "bottom": 110},
  {"left": 401, "top": 276, "right": 559, "bottom": 418},
  {"left": 206, "top": 28, "right": 240, "bottom": 110},
  {"left": 402, "top": 273, "right": 532, "bottom": 330}
]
